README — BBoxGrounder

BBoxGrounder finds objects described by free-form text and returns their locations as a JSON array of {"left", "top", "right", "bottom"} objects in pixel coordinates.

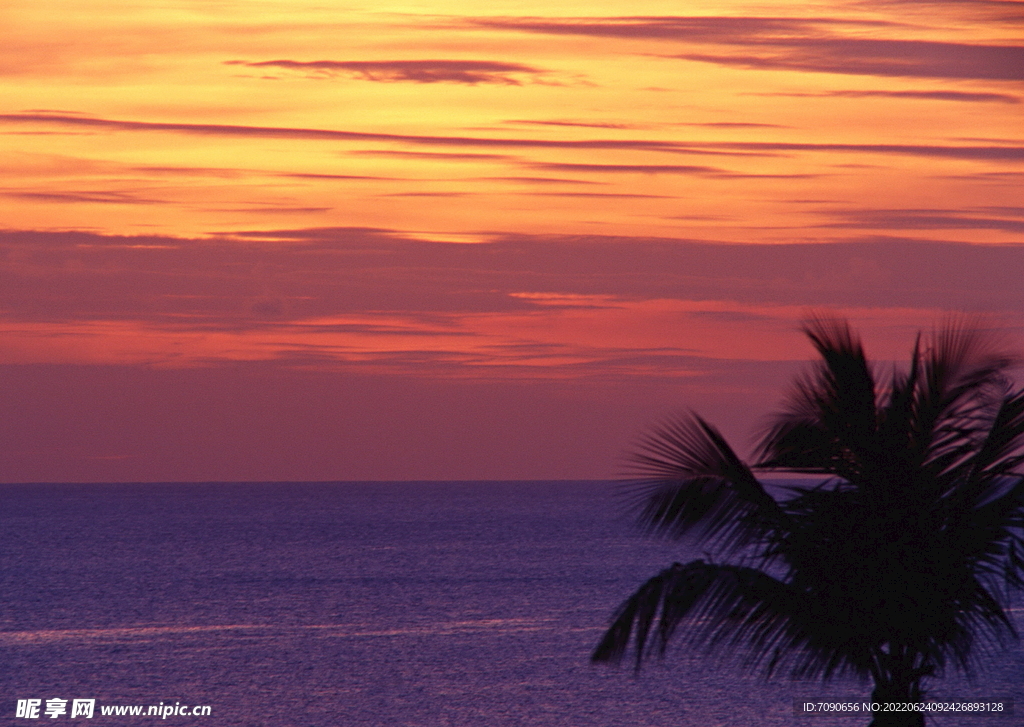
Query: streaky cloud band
[
  {"left": 226, "top": 59, "right": 545, "bottom": 85},
  {"left": 3, "top": 113, "right": 1022, "bottom": 161}
]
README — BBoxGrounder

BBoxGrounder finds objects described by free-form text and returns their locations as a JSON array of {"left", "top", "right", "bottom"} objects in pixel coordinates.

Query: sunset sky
[{"left": 1, "top": 0, "right": 1022, "bottom": 482}]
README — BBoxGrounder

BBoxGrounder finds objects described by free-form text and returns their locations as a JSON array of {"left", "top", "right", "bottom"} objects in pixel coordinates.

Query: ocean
[{"left": 1, "top": 481, "right": 1019, "bottom": 726}]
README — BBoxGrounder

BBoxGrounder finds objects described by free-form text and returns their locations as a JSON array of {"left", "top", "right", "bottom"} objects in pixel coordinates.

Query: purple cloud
[
  {"left": 505, "top": 119, "right": 640, "bottom": 129},
  {"left": 520, "top": 191, "right": 670, "bottom": 198},
  {"left": 818, "top": 208, "right": 1024, "bottom": 233},
  {"left": 678, "top": 39, "right": 1024, "bottom": 81},
  {"left": 472, "top": 16, "right": 1024, "bottom": 81},
  {"left": 349, "top": 150, "right": 510, "bottom": 160},
  {"left": 471, "top": 16, "right": 858, "bottom": 42},
  {"left": 527, "top": 162, "right": 725, "bottom": 175},
  {"left": 225, "top": 59, "right": 545, "bottom": 85},
  {"left": 472, "top": 176, "right": 603, "bottom": 185},
  {"left": 0, "top": 189, "right": 166, "bottom": 204},
  {"left": 0, "top": 113, "right": 693, "bottom": 154},
  {"left": 758, "top": 89, "right": 1020, "bottom": 104},
  {"left": 703, "top": 141, "right": 1024, "bottom": 161},
  {"left": 4, "top": 227, "right": 1024, "bottom": 332},
  {"left": 2, "top": 113, "right": 1021, "bottom": 162}
]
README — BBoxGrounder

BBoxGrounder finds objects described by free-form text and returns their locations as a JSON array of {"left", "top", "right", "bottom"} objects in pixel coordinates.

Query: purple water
[{"left": 1, "top": 481, "right": 1019, "bottom": 725}]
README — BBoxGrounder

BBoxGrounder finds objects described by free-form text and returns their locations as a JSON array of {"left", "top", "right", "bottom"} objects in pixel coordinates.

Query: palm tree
[{"left": 592, "top": 317, "right": 1024, "bottom": 726}]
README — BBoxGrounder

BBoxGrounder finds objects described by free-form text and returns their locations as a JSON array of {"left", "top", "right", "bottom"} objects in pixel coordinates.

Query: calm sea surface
[{"left": 1, "top": 481, "right": 1020, "bottom": 726}]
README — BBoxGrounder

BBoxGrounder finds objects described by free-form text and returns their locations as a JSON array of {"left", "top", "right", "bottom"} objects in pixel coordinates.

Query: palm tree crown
[{"left": 593, "top": 318, "right": 1024, "bottom": 726}]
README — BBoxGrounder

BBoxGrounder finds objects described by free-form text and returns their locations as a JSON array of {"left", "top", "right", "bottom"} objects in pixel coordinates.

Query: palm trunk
[
  {"left": 867, "top": 648, "right": 929, "bottom": 727},
  {"left": 867, "top": 680, "right": 926, "bottom": 727}
]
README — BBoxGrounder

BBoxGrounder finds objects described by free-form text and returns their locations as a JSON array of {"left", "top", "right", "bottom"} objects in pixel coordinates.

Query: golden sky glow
[
  {"left": 1, "top": 1, "right": 1022, "bottom": 479},
  {"left": 4, "top": 0, "right": 1021, "bottom": 242}
]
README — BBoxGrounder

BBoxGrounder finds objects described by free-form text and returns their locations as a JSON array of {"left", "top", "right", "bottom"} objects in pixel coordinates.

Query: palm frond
[
  {"left": 958, "top": 390, "right": 1024, "bottom": 484},
  {"left": 876, "top": 333, "right": 921, "bottom": 464},
  {"left": 623, "top": 413, "right": 788, "bottom": 553},
  {"left": 758, "top": 316, "right": 878, "bottom": 478},
  {"left": 591, "top": 559, "right": 873, "bottom": 682},
  {"left": 913, "top": 321, "right": 1013, "bottom": 474},
  {"left": 802, "top": 316, "right": 878, "bottom": 435},
  {"left": 591, "top": 560, "right": 715, "bottom": 668},
  {"left": 598, "top": 316, "right": 1024, "bottom": 704}
]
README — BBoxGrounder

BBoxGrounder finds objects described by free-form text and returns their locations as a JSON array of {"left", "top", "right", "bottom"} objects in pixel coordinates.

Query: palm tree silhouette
[{"left": 592, "top": 318, "right": 1024, "bottom": 726}]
